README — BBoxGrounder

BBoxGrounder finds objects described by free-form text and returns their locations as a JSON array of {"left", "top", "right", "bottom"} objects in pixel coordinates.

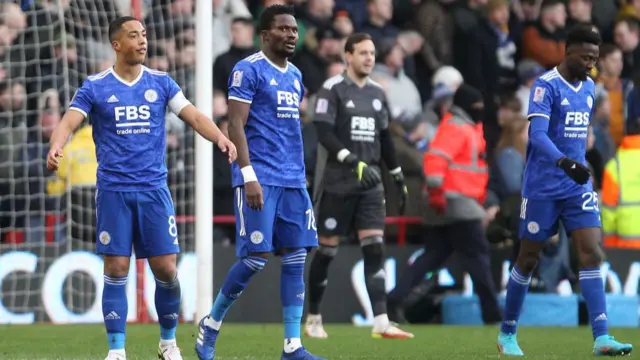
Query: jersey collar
[
  {"left": 109, "top": 66, "right": 145, "bottom": 87},
  {"left": 553, "top": 67, "right": 582, "bottom": 93},
  {"left": 260, "top": 51, "right": 288, "bottom": 73}
]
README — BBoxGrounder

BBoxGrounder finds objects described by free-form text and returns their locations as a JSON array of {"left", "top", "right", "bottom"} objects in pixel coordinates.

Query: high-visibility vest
[
  {"left": 424, "top": 110, "right": 488, "bottom": 203},
  {"left": 601, "top": 135, "right": 640, "bottom": 249}
]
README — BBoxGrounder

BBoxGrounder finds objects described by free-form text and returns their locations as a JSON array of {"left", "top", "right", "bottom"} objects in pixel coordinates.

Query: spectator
[
  {"left": 431, "top": 65, "right": 464, "bottom": 92},
  {"left": 360, "top": 0, "right": 400, "bottom": 41},
  {"left": 413, "top": 0, "right": 454, "bottom": 98},
  {"left": 521, "top": 0, "right": 567, "bottom": 69},
  {"left": 213, "top": 17, "right": 258, "bottom": 96},
  {"left": 146, "top": 44, "right": 170, "bottom": 71},
  {"left": 332, "top": 10, "right": 354, "bottom": 37},
  {"left": 488, "top": 0, "right": 518, "bottom": 93},
  {"left": 613, "top": 16, "right": 640, "bottom": 78},
  {"left": 371, "top": 37, "right": 422, "bottom": 123},
  {"left": 515, "top": 59, "right": 545, "bottom": 116},
  {"left": 297, "top": 0, "right": 335, "bottom": 30},
  {"left": 292, "top": 26, "right": 342, "bottom": 95},
  {"left": 591, "top": 85, "right": 616, "bottom": 163},
  {"left": 211, "top": 0, "right": 252, "bottom": 59},
  {"left": 597, "top": 43, "right": 633, "bottom": 147},
  {"left": 567, "top": 0, "right": 594, "bottom": 29},
  {"left": 53, "top": 122, "right": 98, "bottom": 243},
  {"left": 512, "top": 0, "right": 542, "bottom": 24}
]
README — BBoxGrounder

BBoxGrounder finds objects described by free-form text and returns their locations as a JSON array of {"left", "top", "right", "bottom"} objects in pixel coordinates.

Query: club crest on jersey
[
  {"left": 232, "top": 71, "right": 243, "bottom": 87},
  {"left": 533, "top": 87, "right": 545, "bottom": 103},
  {"left": 372, "top": 99, "right": 382, "bottom": 111},
  {"left": 587, "top": 96, "right": 593, "bottom": 109},
  {"left": 294, "top": 79, "right": 300, "bottom": 92},
  {"left": 144, "top": 89, "right": 158, "bottom": 103},
  {"left": 99, "top": 231, "right": 111, "bottom": 245},
  {"left": 250, "top": 231, "right": 264, "bottom": 244}
]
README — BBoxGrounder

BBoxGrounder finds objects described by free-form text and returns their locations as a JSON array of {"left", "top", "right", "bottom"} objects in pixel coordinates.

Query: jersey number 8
[{"left": 168, "top": 215, "right": 178, "bottom": 237}]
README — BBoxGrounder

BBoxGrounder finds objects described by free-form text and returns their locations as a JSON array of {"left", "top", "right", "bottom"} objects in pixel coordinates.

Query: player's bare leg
[
  {"left": 103, "top": 256, "right": 131, "bottom": 360},
  {"left": 305, "top": 236, "right": 339, "bottom": 339},
  {"left": 498, "top": 239, "right": 546, "bottom": 356},
  {"left": 358, "top": 229, "right": 413, "bottom": 339},
  {"left": 196, "top": 252, "right": 270, "bottom": 359},
  {"left": 572, "top": 227, "right": 633, "bottom": 356},
  {"left": 148, "top": 254, "right": 183, "bottom": 360}
]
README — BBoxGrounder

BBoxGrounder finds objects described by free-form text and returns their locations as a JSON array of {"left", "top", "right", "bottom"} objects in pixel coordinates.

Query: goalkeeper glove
[
  {"left": 390, "top": 169, "right": 408, "bottom": 215},
  {"left": 557, "top": 157, "right": 591, "bottom": 185},
  {"left": 344, "top": 153, "right": 382, "bottom": 190}
]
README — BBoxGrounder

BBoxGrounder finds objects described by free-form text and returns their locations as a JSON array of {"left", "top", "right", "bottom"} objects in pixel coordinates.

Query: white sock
[
  {"left": 159, "top": 339, "right": 176, "bottom": 347},
  {"left": 204, "top": 315, "right": 222, "bottom": 331},
  {"left": 373, "top": 314, "right": 389, "bottom": 330},
  {"left": 284, "top": 338, "right": 302, "bottom": 353},
  {"left": 108, "top": 349, "right": 126, "bottom": 357}
]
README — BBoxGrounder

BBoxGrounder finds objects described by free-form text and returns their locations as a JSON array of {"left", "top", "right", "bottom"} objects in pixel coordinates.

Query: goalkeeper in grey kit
[{"left": 305, "top": 33, "right": 413, "bottom": 339}]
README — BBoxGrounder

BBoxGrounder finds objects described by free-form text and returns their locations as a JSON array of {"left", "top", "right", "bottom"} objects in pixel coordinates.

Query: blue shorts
[
  {"left": 95, "top": 187, "right": 180, "bottom": 258},
  {"left": 234, "top": 185, "right": 319, "bottom": 258},
  {"left": 518, "top": 191, "right": 601, "bottom": 241}
]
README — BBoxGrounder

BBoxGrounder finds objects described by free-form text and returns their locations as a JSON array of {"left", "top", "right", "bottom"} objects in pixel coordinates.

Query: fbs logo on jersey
[
  {"left": 350, "top": 116, "right": 375, "bottom": 143},
  {"left": 564, "top": 112, "right": 590, "bottom": 126},
  {"left": 114, "top": 105, "right": 151, "bottom": 122}
]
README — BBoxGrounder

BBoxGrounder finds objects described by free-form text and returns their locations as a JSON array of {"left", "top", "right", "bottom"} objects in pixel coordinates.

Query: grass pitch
[{"left": 0, "top": 324, "right": 636, "bottom": 359}]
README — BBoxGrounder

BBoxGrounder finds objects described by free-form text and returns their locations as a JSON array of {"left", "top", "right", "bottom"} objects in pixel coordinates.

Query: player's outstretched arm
[
  {"left": 177, "top": 104, "right": 237, "bottom": 163},
  {"left": 47, "top": 109, "right": 85, "bottom": 171},
  {"left": 228, "top": 99, "right": 263, "bottom": 210}
]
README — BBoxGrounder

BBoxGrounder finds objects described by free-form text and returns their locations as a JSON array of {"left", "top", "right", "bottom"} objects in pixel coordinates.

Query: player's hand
[
  {"left": 557, "top": 157, "right": 591, "bottom": 185},
  {"left": 46, "top": 146, "right": 63, "bottom": 171},
  {"left": 245, "top": 181, "right": 264, "bottom": 211},
  {"left": 217, "top": 137, "right": 237, "bottom": 163},
  {"left": 343, "top": 154, "right": 382, "bottom": 189},
  {"left": 391, "top": 170, "right": 409, "bottom": 215},
  {"left": 356, "top": 162, "right": 382, "bottom": 190}
]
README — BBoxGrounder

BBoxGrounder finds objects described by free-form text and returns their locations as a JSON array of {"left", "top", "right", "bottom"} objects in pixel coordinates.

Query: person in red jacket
[{"left": 387, "top": 84, "right": 501, "bottom": 324}]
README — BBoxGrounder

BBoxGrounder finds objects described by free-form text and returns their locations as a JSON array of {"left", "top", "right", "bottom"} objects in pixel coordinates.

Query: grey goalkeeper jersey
[{"left": 312, "top": 73, "right": 390, "bottom": 198}]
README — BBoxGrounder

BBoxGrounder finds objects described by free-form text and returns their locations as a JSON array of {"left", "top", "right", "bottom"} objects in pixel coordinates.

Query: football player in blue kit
[
  {"left": 194, "top": 5, "right": 324, "bottom": 360},
  {"left": 497, "top": 24, "right": 632, "bottom": 357},
  {"left": 47, "top": 16, "right": 236, "bottom": 360}
]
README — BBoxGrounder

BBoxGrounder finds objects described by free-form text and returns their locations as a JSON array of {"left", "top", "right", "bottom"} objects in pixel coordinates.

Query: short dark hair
[
  {"left": 566, "top": 23, "right": 602, "bottom": 48},
  {"left": 258, "top": 5, "right": 295, "bottom": 32},
  {"left": 108, "top": 16, "right": 139, "bottom": 42},
  {"left": 344, "top": 33, "right": 372, "bottom": 54},
  {"left": 599, "top": 43, "right": 620, "bottom": 59}
]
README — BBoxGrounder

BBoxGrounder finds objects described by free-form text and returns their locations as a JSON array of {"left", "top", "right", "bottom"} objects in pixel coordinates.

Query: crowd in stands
[{"left": 2, "top": 0, "right": 640, "bottom": 287}]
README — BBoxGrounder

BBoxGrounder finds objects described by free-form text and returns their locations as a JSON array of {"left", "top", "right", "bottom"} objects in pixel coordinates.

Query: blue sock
[
  {"left": 155, "top": 275, "right": 181, "bottom": 341},
  {"left": 501, "top": 266, "right": 531, "bottom": 335},
  {"left": 103, "top": 275, "right": 128, "bottom": 350},
  {"left": 281, "top": 249, "right": 306, "bottom": 341},
  {"left": 579, "top": 268, "right": 608, "bottom": 339},
  {"left": 209, "top": 256, "right": 267, "bottom": 326}
]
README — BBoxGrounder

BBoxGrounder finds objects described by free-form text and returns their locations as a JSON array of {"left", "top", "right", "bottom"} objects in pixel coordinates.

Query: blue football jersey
[
  {"left": 227, "top": 51, "right": 306, "bottom": 189},
  {"left": 523, "top": 67, "right": 595, "bottom": 199},
  {"left": 69, "top": 66, "right": 191, "bottom": 191}
]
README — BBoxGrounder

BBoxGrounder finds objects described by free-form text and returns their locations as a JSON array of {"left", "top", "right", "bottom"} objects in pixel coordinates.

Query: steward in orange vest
[{"left": 424, "top": 85, "right": 489, "bottom": 223}]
